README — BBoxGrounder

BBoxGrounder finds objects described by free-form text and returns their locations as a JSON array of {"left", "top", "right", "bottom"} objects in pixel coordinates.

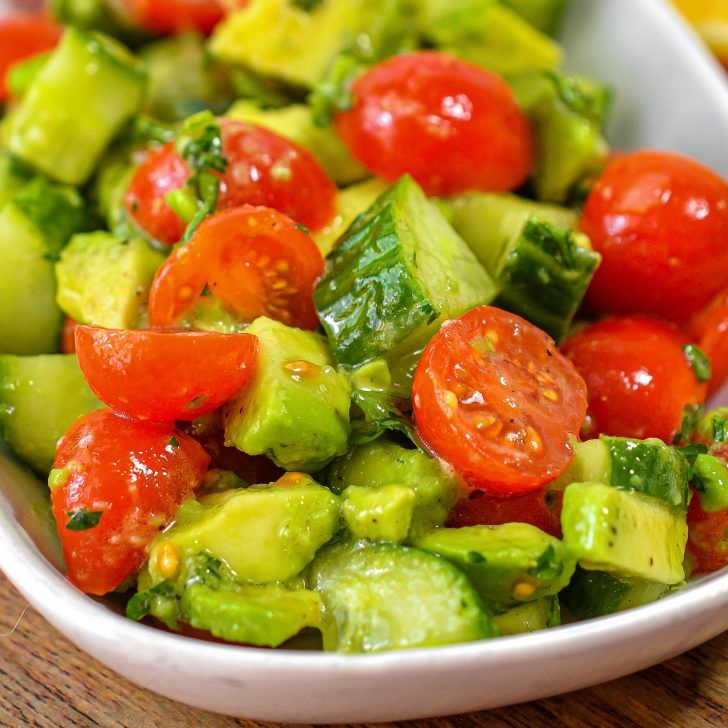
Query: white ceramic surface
[{"left": 1, "top": 0, "right": 728, "bottom": 722}]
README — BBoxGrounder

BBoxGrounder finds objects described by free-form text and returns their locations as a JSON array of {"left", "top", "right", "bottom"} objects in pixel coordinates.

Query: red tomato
[
  {"left": 412, "top": 306, "right": 587, "bottom": 495},
  {"left": 0, "top": 13, "right": 62, "bottom": 100},
  {"left": 61, "top": 316, "right": 77, "bottom": 354},
  {"left": 148, "top": 205, "right": 324, "bottom": 330},
  {"left": 74, "top": 326, "right": 258, "bottom": 422},
  {"left": 125, "top": 121, "right": 337, "bottom": 246},
  {"left": 51, "top": 409, "right": 210, "bottom": 595},
  {"left": 561, "top": 315, "right": 707, "bottom": 441},
  {"left": 447, "top": 488, "right": 563, "bottom": 538},
  {"left": 580, "top": 150, "right": 728, "bottom": 323},
  {"left": 335, "top": 51, "right": 533, "bottom": 196},
  {"left": 687, "top": 496, "right": 728, "bottom": 573},
  {"left": 687, "top": 286, "right": 728, "bottom": 396},
  {"left": 122, "top": 0, "right": 225, "bottom": 35}
]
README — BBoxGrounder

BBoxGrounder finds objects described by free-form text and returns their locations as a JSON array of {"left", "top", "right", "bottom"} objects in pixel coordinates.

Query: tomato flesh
[
  {"left": 561, "top": 315, "right": 707, "bottom": 441},
  {"left": 687, "top": 286, "right": 728, "bottom": 397},
  {"left": 61, "top": 316, "right": 78, "bottom": 354},
  {"left": 335, "top": 51, "right": 533, "bottom": 196},
  {"left": 148, "top": 205, "right": 324, "bottom": 330},
  {"left": 687, "top": 496, "right": 728, "bottom": 574},
  {"left": 122, "top": 0, "right": 225, "bottom": 35},
  {"left": 51, "top": 409, "right": 210, "bottom": 595},
  {"left": 125, "top": 121, "right": 337, "bottom": 246},
  {"left": 0, "top": 13, "right": 61, "bottom": 100},
  {"left": 74, "top": 326, "right": 258, "bottom": 422},
  {"left": 580, "top": 150, "right": 728, "bottom": 323},
  {"left": 412, "top": 306, "right": 587, "bottom": 495}
]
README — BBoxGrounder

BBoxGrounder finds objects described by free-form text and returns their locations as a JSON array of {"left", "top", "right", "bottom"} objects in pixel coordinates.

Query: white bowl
[{"left": 2, "top": 0, "right": 728, "bottom": 722}]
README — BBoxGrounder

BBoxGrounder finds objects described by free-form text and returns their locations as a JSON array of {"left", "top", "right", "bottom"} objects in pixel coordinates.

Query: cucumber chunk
[
  {"left": 146, "top": 475, "right": 341, "bottom": 586},
  {"left": 0, "top": 178, "right": 86, "bottom": 355},
  {"left": 0, "top": 354, "right": 101, "bottom": 474},
  {"left": 416, "top": 523, "right": 576, "bottom": 613},
  {"left": 326, "top": 438, "right": 458, "bottom": 542},
  {"left": 314, "top": 175, "right": 497, "bottom": 372},
  {"left": 55, "top": 232, "right": 165, "bottom": 329},
  {"left": 2, "top": 28, "right": 146, "bottom": 185},
  {"left": 493, "top": 596, "right": 560, "bottom": 636},
  {"left": 561, "top": 482, "right": 688, "bottom": 584},
  {"left": 308, "top": 540, "right": 496, "bottom": 652},
  {"left": 222, "top": 317, "right": 351, "bottom": 472},
  {"left": 560, "top": 567, "right": 672, "bottom": 620},
  {"left": 341, "top": 484, "right": 416, "bottom": 543}
]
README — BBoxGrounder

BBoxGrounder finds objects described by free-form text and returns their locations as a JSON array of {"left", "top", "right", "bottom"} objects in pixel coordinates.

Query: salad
[{"left": 0, "top": 0, "right": 727, "bottom": 654}]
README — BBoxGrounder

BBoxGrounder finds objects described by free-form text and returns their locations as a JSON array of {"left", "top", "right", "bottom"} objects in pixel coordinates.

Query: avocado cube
[
  {"left": 222, "top": 316, "right": 351, "bottom": 472},
  {"left": 493, "top": 596, "right": 560, "bottom": 636},
  {"left": 416, "top": 523, "right": 576, "bottom": 614},
  {"left": 561, "top": 482, "right": 688, "bottom": 585},
  {"left": 341, "top": 484, "right": 416, "bottom": 543}
]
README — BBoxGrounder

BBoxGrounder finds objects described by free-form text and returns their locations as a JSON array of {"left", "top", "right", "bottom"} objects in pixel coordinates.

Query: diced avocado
[
  {"left": 0, "top": 153, "right": 31, "bottom": 209},
  {"left": 510, "top": 71, "right": 611, "bottom": 202},
  {"left": 211, "top": 0, "right": 415, "bottom": 89},
  {"left": 417, "top": 0, "right": 562, "bottom": 76},
  {"left": 222, "top": 317, "right": 351, "bottom": 472},
  {"left": 492, "top": 220, "right": 600, "bottom": 342},
  {"left": 552, "top": 436, "right": 691, "bottom": 510},
  {"left": 502, "top": 0, "right": 566, "bottom": 35},
  {"left": 55, "top": 232, "right": 165, "bottom": 329},
  {"left": 0, "top": 178, "right": 86, "bottom": 355},
  {"left": 308, "top": 539, "right": 497, "bottom": 652},
  {"left": 416, "top": 524, "right": 576, "bottom": 613},
  {"left": 315, "top": 175, "right": 497, "bottom": 373},
  {"left": 200, "top": 468, "right": 249, "bottom": 495},
  {"left": 692, "top": 454, "right": 728, "bottom": 512},
  {"left": 181, "top": 582, "right": 322, "bottom": 647},
  {"left": 146, "top": 475, "right": 341, "bottom": 586},
  {"left": 560, "top": 567, "right": 672, "bottom": 620},
  {"left": 493, "top": 595, "right": 560, "bottom": 636},
  {"left": 313, "top": 177, "right": 389, "bottom": 257},
  {"left": 91, "top": 150, "right": 136, "bottom": 236},
  {"left": 226, "top": 100, "right": 369, "bottom": 185},
  {"left": 561, "top": 482, "right": 688, "bottom": 584},
  {"left": 697, "top": 406, "right": 728, "bottom": 444},
  {"left": 326, "top": 438, "right": 459, "bottom": 542},
  {"left": 341, "top": 484, "right": 416, "bottom": 543},
  {"left": 2, "top": 28, "right": 147, "bottom": 185},
  {"left": 0, "top": 354, "right": 101, "bottom": 474},
  {"left": 447, "top": 192, "right": 578, "bottom": 274}
]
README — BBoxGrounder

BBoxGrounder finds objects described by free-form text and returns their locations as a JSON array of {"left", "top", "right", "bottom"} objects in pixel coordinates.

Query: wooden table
[{"left": 1, "top": 572, "right": 725, "bottom": 727}]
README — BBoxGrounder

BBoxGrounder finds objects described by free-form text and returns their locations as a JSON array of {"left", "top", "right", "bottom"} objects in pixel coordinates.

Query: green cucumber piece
[
  {"left": 222, "top": 317, "right": 351, "bottom": 472},
  {"left": 326, "top": 438, "right": 458, "bottom": 542},
  {"left": 341, "top": 483, "right": 416, "bottom": 543},
  {"left": 493, "top": 596, "right": 560, "bottom": 635},
  {"left": 50, "top": 0, "right": 152, "bottom": 45},
  {"left": 561, "top": 482, "right": 688, "bottom": 584},
  {"left": 692, "top": 454, "right": 728, "bottom": 512},
  {"left": 308, "top": 539, "right": 496, "bottom": 652},
  {"left": 0, "top": 354, "right": 101, "bottom": 474},
  {"left": 5, "top": 53, "right": 50, "bottom": 100},
  {"left": 2, "top": 28, "right": 146, "bottom": 185},
  {"left": 314, "top": 175, "right": 497, "bottom": 373},
  {"left": 55, "top": 232, "right": 165, "bottom": 329},
  {"left": 0, "top": 178, "right": 86, "bottom": 355},
  {"left": 416, "top": 523, "right": 576, "bottom": 613},
  {"left": 560, "top": 567, "right": 672, "bottom": 620}
]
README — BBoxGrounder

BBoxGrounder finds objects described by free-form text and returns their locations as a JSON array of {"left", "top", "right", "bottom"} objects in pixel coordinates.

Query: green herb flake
[
  {"left": 168, "top": 436, "right": 180, "bottom": 449},
  {"left": 126, "top": 581, "right": 177, "bottom": 622},
  {"left": 683, "top": 344, "right": 712, "bottom": 382},
  {"left": 200, "top": 282, "right": 212, "bottom": 297},
  {"left": 65, "top": 507, "right": 103, "bottom": 531},
  {"left": 294, "top": 223, "right": 311, "bottom": 234},
  {"left": 529, "top": 544, "right": 562, "bottom": 581},
  {"left": 712, "top": 415, "right": 728, "bottom": 443},
  {"left": 673, "top": 404, "right": 704, "bottom": 445}
]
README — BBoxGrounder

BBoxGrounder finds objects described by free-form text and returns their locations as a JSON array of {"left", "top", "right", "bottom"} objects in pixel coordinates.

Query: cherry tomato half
[
  {"left": 148, "top": 205, "right": 324, "bottom": 330},
  {"left": 74, "top": 326, "right": 258, "bottom": 422},
  {"left": 412, "top": 306, "right": 587, "bottom": 495},
  {"left": 687, "top": 286, "right": 728, "bottom": 397},
  {"left": 122, "top": 0, "right": 225, "bottom": 35},
  {"left": 0, "top": 13, "right": 62, "bottom": 100},
  {"left": 580, "top": 150, "right": 728, "bottom": 323},
  {"left": 447, "top": 487, "right": 563, "bottom": 538},
  {"left": 125, "top": 121, "right": 337, "bottom": 246},
  {"left": 562, "top": 315, "right": 707, "bottom": 442},
  {"left": 335, "top": 51, "right": 533, "bottom": 197},
  {"left": 51, "top": 409, "right": 210, "bottom": 595},
  {"left": 687, "top": 496, "right": 728, "bottom": 574}
]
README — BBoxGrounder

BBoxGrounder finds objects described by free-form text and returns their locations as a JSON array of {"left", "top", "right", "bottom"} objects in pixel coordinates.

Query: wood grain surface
[{"left": 0, "top": 571, "right": 725, "bottom": 728}]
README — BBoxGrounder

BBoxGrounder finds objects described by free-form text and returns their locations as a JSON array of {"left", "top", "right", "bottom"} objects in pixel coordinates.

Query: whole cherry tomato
[
  {"left": 335, "top": 51, "right": 533, "bottom": 196},
  {"left": 561, "top": 315, "right": 708, "bottom": 441},
  {"left": 687, "top": 286, "right": 728, "bottom": 397},
  {"left": 51, "top": 409, "right": 210, "bottom": 595},
  {"left": 580, "top": 150, "right": 728, "bottom": 323},
  {"left": 121, "top": 0, "right": 226, "bottom": 35},
  {"left": 412, "top": 306, "right": 587, "bottom": 495},
  {"left": 74, "top": 326, "right": 258, "bottom": 422}
]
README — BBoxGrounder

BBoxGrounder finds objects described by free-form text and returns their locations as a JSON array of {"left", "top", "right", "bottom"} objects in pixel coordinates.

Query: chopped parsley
[
  {"left": 65, "top": 507, "right": 103, "bottom": 531},
  {"left": 683, "top": 344, "right": 712, "bottom": 383}
]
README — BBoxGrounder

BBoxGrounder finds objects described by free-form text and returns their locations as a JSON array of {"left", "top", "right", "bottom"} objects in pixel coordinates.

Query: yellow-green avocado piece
[{"left": 341, "top": 483, "right": 416, "bottom": 543}]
